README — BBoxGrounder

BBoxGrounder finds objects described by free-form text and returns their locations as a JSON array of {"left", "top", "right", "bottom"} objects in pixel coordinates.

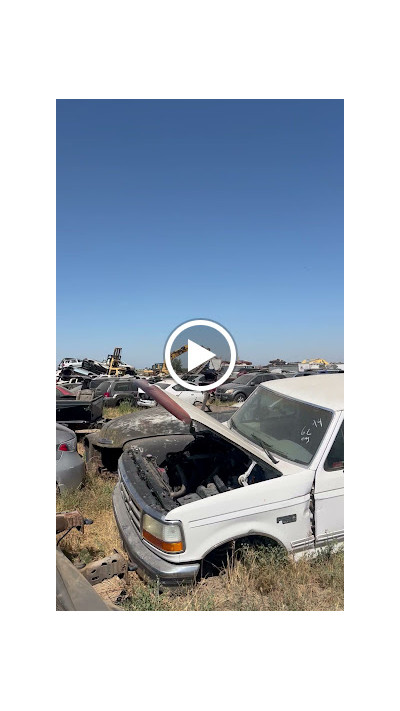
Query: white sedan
[{"left": 163, "top": 382, "right": 205, "bottom": 405}]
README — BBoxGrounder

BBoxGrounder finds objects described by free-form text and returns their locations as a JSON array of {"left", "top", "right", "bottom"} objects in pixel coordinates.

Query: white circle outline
[{"left": 164, "top": 319, "right": 237, "bottom": 392}]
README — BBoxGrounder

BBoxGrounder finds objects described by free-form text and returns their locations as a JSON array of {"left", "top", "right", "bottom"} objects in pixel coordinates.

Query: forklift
[{"left": 106, "top": 348, "right": 136, "bottom": 377}]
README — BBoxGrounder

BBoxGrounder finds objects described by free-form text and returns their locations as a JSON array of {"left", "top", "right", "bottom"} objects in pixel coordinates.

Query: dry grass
[
  {"left": 57, "top": 460, "right": 344, "bottom": 610},
  {"left": 103, "top": 403, "right": 140, "bottom": 419},
  {"left": 103, "top": 400, "right": 233, "bottom": 419},
  {"left": 209, "top": 398, "right": 234, "bottom": 407},
  {"left": 121, "top": 545, "right": 344, "bottom": 611},
  {"left": 57, "top": 463, "right": 120, "bottom": 564}
]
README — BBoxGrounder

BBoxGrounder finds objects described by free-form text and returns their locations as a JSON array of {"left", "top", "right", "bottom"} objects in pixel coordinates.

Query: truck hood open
[{"left": 137, "top": 379, "right": 297, "bottom": 474}]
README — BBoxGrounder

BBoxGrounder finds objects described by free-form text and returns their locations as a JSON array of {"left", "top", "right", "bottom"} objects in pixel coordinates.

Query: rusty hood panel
[
  {"left": 95, "top": 409, "right": 191, "bottom": 449},
  {"left": 90, "top": 381, "right": 236, "bottom": 450}
]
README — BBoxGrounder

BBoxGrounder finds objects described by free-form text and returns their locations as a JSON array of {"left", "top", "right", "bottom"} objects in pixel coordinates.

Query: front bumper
[
  {"left": 137, "top": 398, "right": 156, "bottom": 408},
  {"left": 112, "top": 485, "right": 200, "bottom": 586}
]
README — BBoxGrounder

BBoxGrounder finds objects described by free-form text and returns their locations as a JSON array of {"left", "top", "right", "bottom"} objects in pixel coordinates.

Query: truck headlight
[{"left": 141, "top": 514, "right": 184, "bottom": 553}]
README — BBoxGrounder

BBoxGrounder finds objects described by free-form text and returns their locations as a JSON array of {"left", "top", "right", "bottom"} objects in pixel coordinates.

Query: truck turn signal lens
[{"left": 142, "top": 529, "right": 183, "bottom": 553}]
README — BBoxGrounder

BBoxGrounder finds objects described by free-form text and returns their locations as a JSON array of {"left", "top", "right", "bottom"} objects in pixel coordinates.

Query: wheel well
[
  {"left": 200, "top": 534, "right": 284, "bottom": 577},
  {"left": 204, "top": 534, "right": 281, "bottom": 559},
  {"left": 117, "top": 395, "right": 135, "bottom": 404},
  {"left": 83, "top": 439, "right": 121, "bottom": 474},
  {"left": 100, "top": 447, "right": 122, "bottom": 473}
]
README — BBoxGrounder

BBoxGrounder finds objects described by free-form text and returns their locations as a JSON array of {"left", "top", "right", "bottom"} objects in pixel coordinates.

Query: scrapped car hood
[
  {"left": 138, "top": 380, "right": 290, "bottom": 472},
  {"left": 97, "top": 409, "right": 190, "bottom": 448},
  {"left": 95, "top": 403, "right": 235, "bottom": 448}
]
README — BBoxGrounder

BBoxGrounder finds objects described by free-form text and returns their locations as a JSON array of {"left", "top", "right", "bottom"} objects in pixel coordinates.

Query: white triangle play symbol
[{"left": 187, "top": 339, "right": 216, "bottom": 372}]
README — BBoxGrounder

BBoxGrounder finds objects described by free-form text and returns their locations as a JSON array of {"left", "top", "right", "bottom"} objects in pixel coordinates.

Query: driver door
[{"left": 314, "top": 418, "right": 344, "bottom": 547}]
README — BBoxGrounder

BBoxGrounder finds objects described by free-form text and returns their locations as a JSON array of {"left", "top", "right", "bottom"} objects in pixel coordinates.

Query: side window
[
  {"left": 115, "top": 382, "right": 130, "bottom": 392},
  {"left": 260, "top": 374, "right": 272, "bottom": 382},
  {"left": 251, "top": 375, "right": 262, "bottom": 385},
  {"left": 324, "top": 422, "right": 344, "bottom": 471}
]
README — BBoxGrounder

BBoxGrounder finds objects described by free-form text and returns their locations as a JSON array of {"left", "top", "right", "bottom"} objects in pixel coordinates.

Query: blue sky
[{"left": 57, "top": 100, "right": 343, "bottom": 367}]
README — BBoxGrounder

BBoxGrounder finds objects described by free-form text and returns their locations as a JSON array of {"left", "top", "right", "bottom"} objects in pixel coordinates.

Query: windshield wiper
[{"left": 249, "top": 432, "right": 279, "bottom": 464}]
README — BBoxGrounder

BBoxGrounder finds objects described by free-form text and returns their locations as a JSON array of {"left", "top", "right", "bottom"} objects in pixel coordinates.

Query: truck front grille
[{"left": 120, "top": 479, "right": 142, "bottom": 532}]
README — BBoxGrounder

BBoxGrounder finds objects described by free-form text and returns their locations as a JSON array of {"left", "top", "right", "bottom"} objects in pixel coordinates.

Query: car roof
[
  {"left": 261, "top": 373, "right": 344, "bottom": 411},
  {"left": 232, "top": 370, "right": 269, "bottom": 381},
  {"left": 231, "top": 373, "right": 255, "bottom": 382}
]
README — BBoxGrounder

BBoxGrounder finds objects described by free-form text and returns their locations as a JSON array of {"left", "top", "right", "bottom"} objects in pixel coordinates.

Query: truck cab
[{"left": 112, "top": 375, "right": 344, "bottom": 585}]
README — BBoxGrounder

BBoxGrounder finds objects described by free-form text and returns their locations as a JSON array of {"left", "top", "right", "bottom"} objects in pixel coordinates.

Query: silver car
[{"left": 56, "top": 424, "right": 85, "bottom": 492}]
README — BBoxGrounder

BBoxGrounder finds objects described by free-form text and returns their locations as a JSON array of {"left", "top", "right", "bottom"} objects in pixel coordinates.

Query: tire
[
  {"left": 84, "top": 441, "right": 101, "bottom": 475},
  {"left": 233, "top": 392, "right": 246, "bottom": 404},
  {"left": 84, "top": 441, "right": 91, "bottom": 463}
]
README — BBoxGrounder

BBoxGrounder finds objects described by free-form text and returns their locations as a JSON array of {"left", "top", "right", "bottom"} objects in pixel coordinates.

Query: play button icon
[
  {"left": 164, "top": 319, "right": 237, "bottom": 392},
  {"left": 187, "top": 340, "right": 216, "bottom": 373}
]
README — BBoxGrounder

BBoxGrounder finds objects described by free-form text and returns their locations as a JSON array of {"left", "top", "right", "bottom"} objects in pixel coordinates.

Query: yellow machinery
[
  {"left": 141, "top": 362, "right": 164, "bottom": 376},
  {"left": 106, "top": 347, "right": 128, "bottom": 377},
  {"left": 301, "top": 358, "right": 330, "bottom": 367},
  {"left": 143, "top": 345, "right": 190, "bottom": 377},
  {"left": 161, "top": 345, "right": 188, "bottom": 375}
]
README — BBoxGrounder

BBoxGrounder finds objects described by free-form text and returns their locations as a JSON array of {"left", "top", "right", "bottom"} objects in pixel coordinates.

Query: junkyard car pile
[
  {"left": 56, "top": 372, "right": 157, "bottom": 434},
  {"left": 214, "top": 371, "right": 286, "bottom": 403},
  {"left": 56, "top": 354, "right": 344, "bottom": 606}
]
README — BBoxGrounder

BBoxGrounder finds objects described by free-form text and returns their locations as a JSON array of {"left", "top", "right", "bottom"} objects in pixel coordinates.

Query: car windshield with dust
[{"left": 230, "top": 387, "right": 333, "bottom": 465}]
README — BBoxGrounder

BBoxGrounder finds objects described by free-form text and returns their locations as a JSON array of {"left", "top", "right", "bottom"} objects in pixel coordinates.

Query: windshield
[
  {"left": 231, "top": 373, "right": 254, "bottom": 384},
  {"left": 230, "top": 386, "right": 333, "bottom": 465}
]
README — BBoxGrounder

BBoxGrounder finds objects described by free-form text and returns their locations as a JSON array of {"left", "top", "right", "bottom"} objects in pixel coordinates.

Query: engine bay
[{"left": 125, "top": 430, "right": 281, "bottom": 512}]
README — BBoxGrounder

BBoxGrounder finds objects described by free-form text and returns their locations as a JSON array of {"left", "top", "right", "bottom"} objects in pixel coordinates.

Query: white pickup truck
[{"left": 112, "top": 374, "right": 344, "bottom": 585}]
